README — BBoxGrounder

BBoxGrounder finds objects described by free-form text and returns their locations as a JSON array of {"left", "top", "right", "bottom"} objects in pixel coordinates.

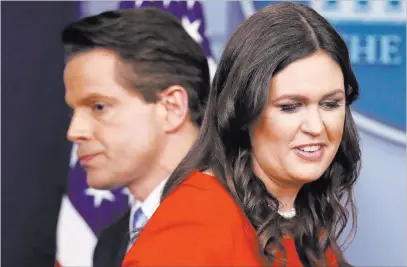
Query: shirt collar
[{"left": 129, "top": 177, "right": 169, "bottom": 231}]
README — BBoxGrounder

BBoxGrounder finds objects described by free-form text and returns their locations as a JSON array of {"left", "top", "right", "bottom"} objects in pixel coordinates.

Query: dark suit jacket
[{"left": 93, "top": 211, "right": 130, "bottom": 267}]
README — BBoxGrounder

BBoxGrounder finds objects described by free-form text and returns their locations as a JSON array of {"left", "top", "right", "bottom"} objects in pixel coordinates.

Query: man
[{"left": 62, "top": 7, "right": 210, "bottom": 267}]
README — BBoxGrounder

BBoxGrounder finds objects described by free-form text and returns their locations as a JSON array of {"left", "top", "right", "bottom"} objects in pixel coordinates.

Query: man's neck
[
  {"left": 128, "top": 167, "right": 172, "bottom": 202},
  {"left": 128, "top": 125, "right": 198, "bottom": 202}
]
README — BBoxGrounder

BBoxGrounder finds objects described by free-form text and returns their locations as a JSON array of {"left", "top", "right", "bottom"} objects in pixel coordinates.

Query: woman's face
[{"left": 250, "top": 51, "right": 346, "bottom": 190}]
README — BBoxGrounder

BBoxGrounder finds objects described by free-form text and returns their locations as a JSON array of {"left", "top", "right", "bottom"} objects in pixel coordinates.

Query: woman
[{"left": 162, "top": 2, "right": 361, "bottom": 267}]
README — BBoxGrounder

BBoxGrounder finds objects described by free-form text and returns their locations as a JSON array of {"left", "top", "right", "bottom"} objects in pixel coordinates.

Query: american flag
[{"left": 56, "top": 1, "right": 215, "bottom": 266}]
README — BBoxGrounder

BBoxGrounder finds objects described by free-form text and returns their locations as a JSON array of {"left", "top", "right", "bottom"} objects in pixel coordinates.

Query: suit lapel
[{"left": 112, "top": 211, "right": 130, "bottom": 267}]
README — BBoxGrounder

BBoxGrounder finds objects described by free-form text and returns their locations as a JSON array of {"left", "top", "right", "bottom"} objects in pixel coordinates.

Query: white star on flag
[
  {"left": 186, "top": 0, "right": 197, "bottom": 9},
  {"left": 85, "top": 188, "right": 115, "bottom": 208},
  {"left": 135, "top": 0, "right": 144, "bottom": 8},
  {"left": 181, "top": 16, "right": 202, "bottom": 43},
  {"left": 163, "top": 0, "right": 173, "bottom": 8}
]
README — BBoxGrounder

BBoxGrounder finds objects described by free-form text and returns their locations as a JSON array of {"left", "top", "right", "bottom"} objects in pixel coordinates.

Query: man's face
[{"left": 64, "top": 48, "right": 164, "bottom": 190}]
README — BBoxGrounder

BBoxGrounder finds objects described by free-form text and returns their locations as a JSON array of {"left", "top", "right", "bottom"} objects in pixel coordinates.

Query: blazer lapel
[{"left": 112, "top": 211, "right": 130, "bottom": 267}]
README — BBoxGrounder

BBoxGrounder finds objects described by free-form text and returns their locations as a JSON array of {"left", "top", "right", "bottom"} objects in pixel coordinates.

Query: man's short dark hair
[{"left": 62, "top": 7, "right": 210, "bottom": 126}]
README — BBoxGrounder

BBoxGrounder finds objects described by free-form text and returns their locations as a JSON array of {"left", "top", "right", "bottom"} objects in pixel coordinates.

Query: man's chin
[{"left": 86, "top": 175, "right": 117, "bottom": 190}]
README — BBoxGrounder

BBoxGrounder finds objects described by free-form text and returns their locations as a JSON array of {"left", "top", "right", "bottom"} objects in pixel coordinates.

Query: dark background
[{"left": 2, "top": 2, "right": 77, "bottom": 267}]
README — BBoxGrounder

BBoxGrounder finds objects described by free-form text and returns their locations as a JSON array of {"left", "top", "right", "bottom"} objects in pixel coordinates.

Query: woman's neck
[{"left": 252, "top": 160, "right": 301, "bottom": 212}]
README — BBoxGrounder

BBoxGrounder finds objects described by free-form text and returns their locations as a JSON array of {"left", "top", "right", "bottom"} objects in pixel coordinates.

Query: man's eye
[{"left": 91, "top": 103, "right": 106, "bottom": 112}]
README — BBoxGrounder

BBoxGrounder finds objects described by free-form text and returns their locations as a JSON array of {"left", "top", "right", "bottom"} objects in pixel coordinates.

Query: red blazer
[
  {"left": 122, "top": 170, "right": 262, "bottom": 266},
  {"left": 122, "top": 170, "right": 339, "bottom": 267}
]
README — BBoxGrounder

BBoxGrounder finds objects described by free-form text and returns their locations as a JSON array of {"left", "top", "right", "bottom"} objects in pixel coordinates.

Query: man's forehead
[{"left": 65, "top": 85, "right": 116, "bottom": 105}]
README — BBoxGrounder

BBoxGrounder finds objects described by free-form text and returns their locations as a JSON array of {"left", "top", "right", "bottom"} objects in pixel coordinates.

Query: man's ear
[{"left": 157, "top": 85, "right": 189, "bottom": 133}]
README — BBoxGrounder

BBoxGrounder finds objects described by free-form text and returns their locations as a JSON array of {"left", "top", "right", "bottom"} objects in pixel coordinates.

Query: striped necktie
[{"left": 128, "top": 207, "right": 148, "bottom": 248}]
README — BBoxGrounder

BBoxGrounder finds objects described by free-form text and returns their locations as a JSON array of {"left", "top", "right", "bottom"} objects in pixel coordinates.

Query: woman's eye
[
  {"left": 322, "top": 100, "right": 341, "bottom": 109},
  {"left": 280, "top": 103, "right": 301, "bottom": 112}
]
